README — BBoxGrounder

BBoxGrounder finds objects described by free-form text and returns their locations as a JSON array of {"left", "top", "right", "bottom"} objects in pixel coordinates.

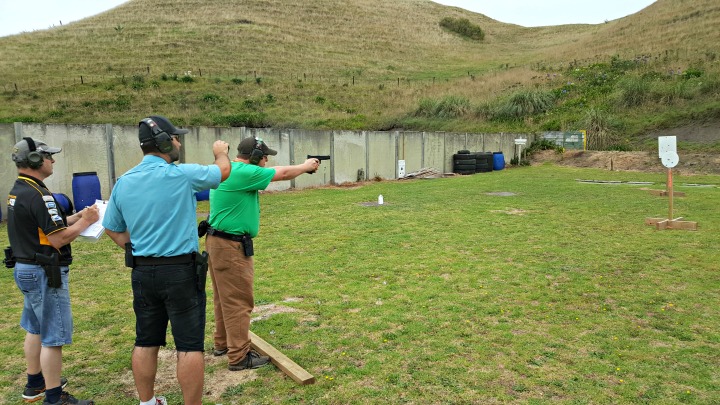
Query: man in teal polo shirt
[
  {"left": 103, "top": 115, "right": 230, "bottom": 405},
  {"left": 206, "top": 136, "right": 319, "bottom": 371}
]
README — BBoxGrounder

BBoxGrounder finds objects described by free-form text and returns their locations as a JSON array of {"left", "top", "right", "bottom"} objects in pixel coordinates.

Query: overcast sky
[{"left": 0, "top": 0, "right": 657, "bottom": 38}]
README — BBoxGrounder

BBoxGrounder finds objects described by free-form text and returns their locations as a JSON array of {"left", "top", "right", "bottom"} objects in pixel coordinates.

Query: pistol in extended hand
[{"left": 306, "top": 155, "right": 330, "bottom": 174}]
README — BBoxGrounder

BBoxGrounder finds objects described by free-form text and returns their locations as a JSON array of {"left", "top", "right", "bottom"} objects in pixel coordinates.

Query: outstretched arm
[{"left": 272, "top": 158, "right": 320, "bottom": 181}]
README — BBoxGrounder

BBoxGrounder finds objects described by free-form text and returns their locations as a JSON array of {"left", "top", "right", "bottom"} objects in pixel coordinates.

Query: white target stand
[{"left": 644, "top": 136, "right": 698, "bottom": 230}]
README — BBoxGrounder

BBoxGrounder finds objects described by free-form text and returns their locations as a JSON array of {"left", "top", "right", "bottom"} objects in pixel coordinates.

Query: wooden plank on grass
[
  {"left": 249, "top": 331, "right": 315, "bottom": 385},
  {"left": 647, "top": 190, "right": 686, "bottom": 197},
  {"left": 668, "top": 221, "right": 698, "bottom": 231},
  {"left": 645, "top": 217, "right": 663, "bottom": 225}
]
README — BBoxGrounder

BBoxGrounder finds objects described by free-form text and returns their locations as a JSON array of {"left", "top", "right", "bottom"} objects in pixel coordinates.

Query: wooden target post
[{"left": 645, "top": 136, "right": 698, "bottom": 230}]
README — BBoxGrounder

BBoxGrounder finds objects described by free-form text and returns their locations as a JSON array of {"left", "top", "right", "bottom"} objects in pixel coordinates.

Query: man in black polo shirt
[{"left": 7, "top": 137, "right": 99, "bottom": 405}]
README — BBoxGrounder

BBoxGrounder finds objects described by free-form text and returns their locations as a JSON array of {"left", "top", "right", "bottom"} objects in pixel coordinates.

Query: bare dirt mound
[{"left": 530, "top": 150, "right": 720, "bottom": 175}]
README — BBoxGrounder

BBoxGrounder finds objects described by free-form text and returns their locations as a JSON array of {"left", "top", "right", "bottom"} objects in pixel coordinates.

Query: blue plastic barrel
[
  {"left": 492, "top": 152, "right": 505, "bottom": 171},
  {"left": 52, "top": 192, "right": 74, "bottom": 214},
  {"left": 195, "top": 189, "right": 210, "bottom": 201},
  {"left": 72, "top": 172, "right": 101, "bottom": 210}
]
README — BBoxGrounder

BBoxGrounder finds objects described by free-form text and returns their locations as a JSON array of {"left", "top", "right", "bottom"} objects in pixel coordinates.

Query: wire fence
[{"left": 3, "top": 47, "right": 712, "bottom": 94}]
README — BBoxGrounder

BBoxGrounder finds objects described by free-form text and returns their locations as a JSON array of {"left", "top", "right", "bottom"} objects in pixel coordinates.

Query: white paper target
[
  {"left": 658, "top": 136, "right": 677, "bottom": 158},
  {"left": 661, "top": 151, "right": 679, "bottom": 168}
]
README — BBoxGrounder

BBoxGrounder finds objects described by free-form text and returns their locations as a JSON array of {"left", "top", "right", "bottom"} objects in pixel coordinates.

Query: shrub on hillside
[{"left": 439, "top": 17, "right": 484, "bottom": 41}]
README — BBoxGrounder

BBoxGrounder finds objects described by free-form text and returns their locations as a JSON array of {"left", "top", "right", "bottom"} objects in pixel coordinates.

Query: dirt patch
[
  {"left": 530, "top": 149, "right": 720, "bottom": 175},
  {"left": 120, "top": 300, "right": 307, "bottom": 402}
]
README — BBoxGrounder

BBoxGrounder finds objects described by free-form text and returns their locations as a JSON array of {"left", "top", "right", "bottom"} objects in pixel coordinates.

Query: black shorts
[{"left": 131, "top": 262, "right": 206, "bottom": 352}]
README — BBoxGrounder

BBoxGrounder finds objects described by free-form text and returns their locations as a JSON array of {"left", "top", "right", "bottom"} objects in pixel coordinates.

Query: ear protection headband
[
  {"left": 249, "top": 137, "right": 265, "bottom": 165},
  {"left": 23, "top": 137, "right": 45, "bottom": 169},
  {"left": 139, "top": 118, "right": 174, "bottom": 154}
]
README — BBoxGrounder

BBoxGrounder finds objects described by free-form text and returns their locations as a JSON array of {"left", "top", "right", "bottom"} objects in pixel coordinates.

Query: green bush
[
  {"left": 201, "top": 93, "right": 224, "bottom": 103},
  {"left": 682, "top": 67, "right": 703, "bottom": 79},
  {"left": 439, "top": 17, "right": 484, "bottom": 41},
  {"left": 525, "top": 139, "right": 562, "bottom": 155}
]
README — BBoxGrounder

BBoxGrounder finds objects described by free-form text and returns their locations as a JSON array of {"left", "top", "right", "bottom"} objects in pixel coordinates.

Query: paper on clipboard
[{"left": 79, "top": 199, "right": 108, "bottom": 240}]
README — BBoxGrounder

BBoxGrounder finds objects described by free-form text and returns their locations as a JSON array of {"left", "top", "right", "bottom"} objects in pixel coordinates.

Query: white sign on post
[
  {"left": 398, "top": 160, "right": 406, "bottom": 178},
  {"left": 658, "top": 136, "right": 679, "bottom": 168},
  {"left": 514, "top": 138, "right": 527, "bottom": 145}
]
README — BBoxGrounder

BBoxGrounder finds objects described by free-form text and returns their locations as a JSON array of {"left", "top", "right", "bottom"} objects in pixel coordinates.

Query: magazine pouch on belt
[
  {"left": 3, "top": 246, "right": 16, "bottom": 269},
  {"left": 35, "top": 252, "right": 61, "bottom": 288}
]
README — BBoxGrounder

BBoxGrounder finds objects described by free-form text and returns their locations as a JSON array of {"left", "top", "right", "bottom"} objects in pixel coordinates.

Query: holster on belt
[
  {"left": 195, "top": 251, "right": 209, "bottom": 291},
  {"left": 124, "top": 242, "right": 135, "bottom": 268},
  {"left": 207, "top": 227, "right": 254, "bottom": 257},
  {"left": 35, "top": 252, "right": 61, "bottom": 288}
]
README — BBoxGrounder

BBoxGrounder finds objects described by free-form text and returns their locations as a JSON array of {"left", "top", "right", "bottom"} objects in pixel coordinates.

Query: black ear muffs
[
  {"left": 24, "top": 137, "right": 44, "bottom": 169},
  {"left": 140, "top": 118, "right": 174, "bottom": 154},
  {"left": 249, "top": 137, "right": 265, "bottom": 165}
]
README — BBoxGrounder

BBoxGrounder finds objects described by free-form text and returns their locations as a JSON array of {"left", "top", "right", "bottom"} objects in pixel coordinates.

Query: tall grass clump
[
  {"left": 414, "top": 95, "right": 472, "bottom": 119},
  {"left": 616, "top": 76, "right": 651, "bottom": 107},
  {"left": 583, "top": 108, "right": 619, "bottom": 150},
  {"left": 439, "top": 17, "right": 485, "bottom": 41},
  {"left": 492, "top": 90, "right": 555, "bottom": 121}
]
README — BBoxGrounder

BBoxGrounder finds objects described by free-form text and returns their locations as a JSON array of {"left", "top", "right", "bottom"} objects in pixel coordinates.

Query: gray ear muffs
[
  {"left": 24, "top": 137, "right": 44, "bottom": 169},
  {"left": 140, "top": 118, "right": 174, "bottom": 153},
  {"left": 249, "top": 137, "right": 264, "bottom": 165}
]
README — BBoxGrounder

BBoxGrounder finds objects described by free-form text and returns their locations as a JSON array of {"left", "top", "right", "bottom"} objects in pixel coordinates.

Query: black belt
[
  {"left": 15, "top": 258, "right": 72, "bottom": 266},
  {"left": 207, "top": 227, "right": 249, "bottom": 243},
  {"left": 133, "top": 254, "right": 194, "bottom": 266}
]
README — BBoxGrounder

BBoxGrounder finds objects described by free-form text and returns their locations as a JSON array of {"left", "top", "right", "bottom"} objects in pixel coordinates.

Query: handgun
[{"left": 306, "top": 155, "right": 330, "bottom": 174}]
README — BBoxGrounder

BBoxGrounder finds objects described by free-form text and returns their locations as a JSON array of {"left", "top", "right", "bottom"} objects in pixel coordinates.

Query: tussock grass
[{"left": 1, "top": 165, "right": 719, "bottom": 403}]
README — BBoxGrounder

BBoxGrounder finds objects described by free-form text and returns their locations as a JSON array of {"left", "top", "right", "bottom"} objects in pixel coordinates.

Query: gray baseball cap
[{"left": 12, "top": 138, "right": 62, "bottom": 163}]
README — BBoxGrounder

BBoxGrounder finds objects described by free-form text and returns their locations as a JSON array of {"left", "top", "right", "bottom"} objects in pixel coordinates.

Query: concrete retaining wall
[{"left": 1, "top": 123, "right": 536, "bottom": 220}]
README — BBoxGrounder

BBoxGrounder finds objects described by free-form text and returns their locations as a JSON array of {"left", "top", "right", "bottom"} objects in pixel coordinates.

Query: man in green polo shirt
[{"left": 206, "top": 136, "right": 319, "bottom": 371}]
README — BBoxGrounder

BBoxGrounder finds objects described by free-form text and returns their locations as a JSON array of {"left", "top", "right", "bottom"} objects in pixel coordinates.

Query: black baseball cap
[
  {"left": 139, "top": 115, "right": 189, "bottom": 142},
  {"left": 237, "top": 137, "right": 278, "bottom": 157}
]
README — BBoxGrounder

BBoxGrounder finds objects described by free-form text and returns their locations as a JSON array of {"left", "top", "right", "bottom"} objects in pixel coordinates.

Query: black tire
[
  {"left": 453, "top": 154, "right": 475, "bottom": 161},
  {"left": 454, "top": 158, "right": 476, "bottom": 165},
  {"left": 453, "top": 164, "right": 476, "bottom": 171},
  {"left": 457, "top": 149, "right": 471, "bottom": 154}
]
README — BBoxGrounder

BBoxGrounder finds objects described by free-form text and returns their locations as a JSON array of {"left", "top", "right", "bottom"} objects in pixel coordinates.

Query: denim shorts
[
  {"left": 14, "top": 262, "right": 73, "bottom": 347},
  {"left": 131, "top": 262, "right": 206, "bottom": 352}
]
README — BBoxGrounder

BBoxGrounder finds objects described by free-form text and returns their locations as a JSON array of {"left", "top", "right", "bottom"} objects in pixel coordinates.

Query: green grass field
[{"left": 1, "top": 165, "right": 719, "bottom": 404}]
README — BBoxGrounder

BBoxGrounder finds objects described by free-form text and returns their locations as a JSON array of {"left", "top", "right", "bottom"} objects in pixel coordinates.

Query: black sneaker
[
  {"left": 213, "top": 347, "right": 228, "bottom": 356},
  {"left": 43, "top": 391, "right": 94, "bottom": 405},
  {"left": 23, "top": 377, "right": 68, "bottom": 403},
  {"left": 228, "top": 350, "right": 271, "bottom": 371}
]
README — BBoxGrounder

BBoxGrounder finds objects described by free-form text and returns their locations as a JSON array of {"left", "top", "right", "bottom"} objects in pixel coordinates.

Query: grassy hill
[{"left": 0, "top": 0, "right": 719, "bottom": 149}]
